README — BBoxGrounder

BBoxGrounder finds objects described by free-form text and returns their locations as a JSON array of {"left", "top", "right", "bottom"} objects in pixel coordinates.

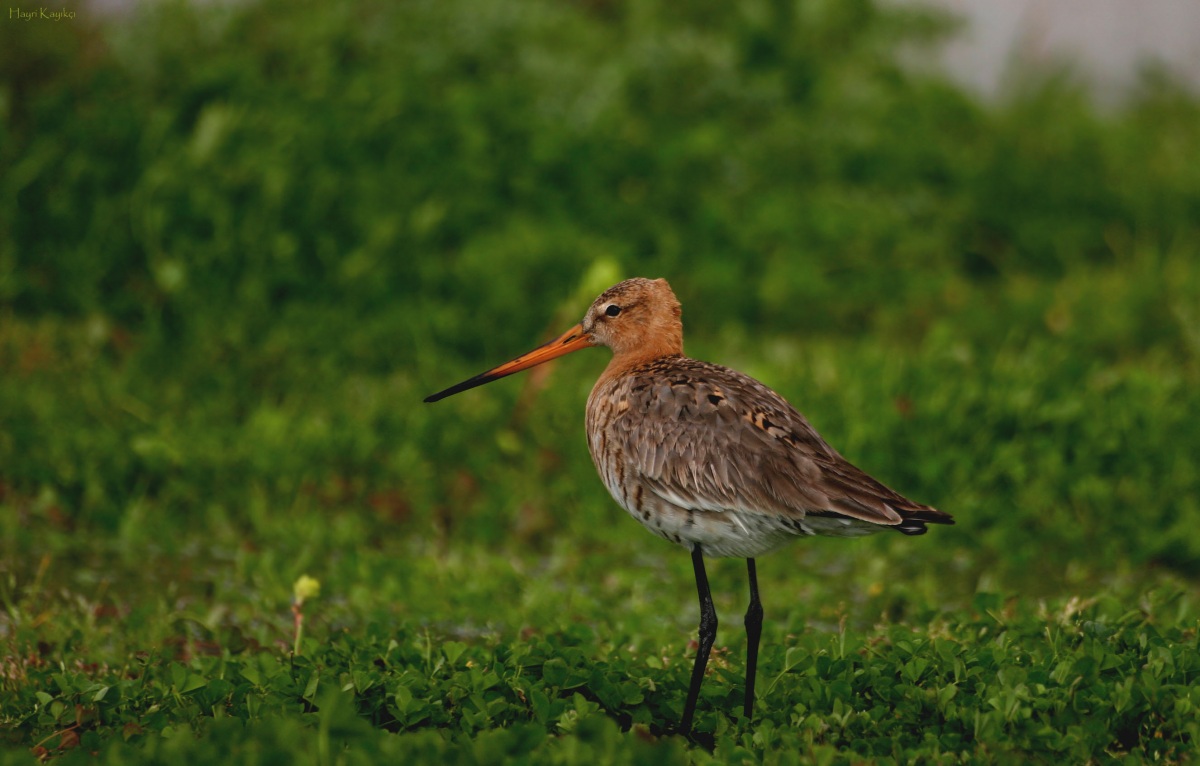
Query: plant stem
[{"left": 292, "top": 601, "right": 304, "bottom": 656}]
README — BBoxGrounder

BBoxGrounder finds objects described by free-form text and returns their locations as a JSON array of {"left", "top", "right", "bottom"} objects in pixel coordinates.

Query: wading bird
[{"left": 425, "top": 277, "right": 953, "bottom": 734}]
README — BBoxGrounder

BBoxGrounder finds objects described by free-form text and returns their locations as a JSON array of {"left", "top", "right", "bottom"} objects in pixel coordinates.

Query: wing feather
[{"left": 590, "top": 357, "right": 943, "bottom": 529}]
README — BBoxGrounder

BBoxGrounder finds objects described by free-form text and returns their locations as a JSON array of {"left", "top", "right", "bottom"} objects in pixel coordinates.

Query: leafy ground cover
[{"left": 2, "top": 0, "right": 1199, "bottom": 762}]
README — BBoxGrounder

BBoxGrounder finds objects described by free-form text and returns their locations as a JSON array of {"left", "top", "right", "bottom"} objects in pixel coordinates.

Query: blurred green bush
[{"left": 1, "top": 0, "right": 1198, "bottom": 588}]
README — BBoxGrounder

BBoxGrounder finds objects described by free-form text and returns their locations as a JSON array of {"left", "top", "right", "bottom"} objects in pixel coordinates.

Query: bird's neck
[{"left": 599, "top": 341, "right": 685, "bottom": 386}]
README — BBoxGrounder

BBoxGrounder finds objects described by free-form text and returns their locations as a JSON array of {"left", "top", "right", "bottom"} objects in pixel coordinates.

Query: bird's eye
[{"left": 605, "top": 304, "right": 622, "bottom": 317}]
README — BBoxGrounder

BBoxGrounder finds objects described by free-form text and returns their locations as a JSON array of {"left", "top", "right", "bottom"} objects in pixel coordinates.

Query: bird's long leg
[
  {"left": 680, "top": 544, "right": 718, "bottom": 734},
  {"left": 743, "top": 558, "right": 763, "bottom": 721}
]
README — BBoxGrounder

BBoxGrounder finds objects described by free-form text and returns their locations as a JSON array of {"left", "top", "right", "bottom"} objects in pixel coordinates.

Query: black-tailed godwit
[{"left": 425, "top": 277, "right": 953, "bottom": 734}]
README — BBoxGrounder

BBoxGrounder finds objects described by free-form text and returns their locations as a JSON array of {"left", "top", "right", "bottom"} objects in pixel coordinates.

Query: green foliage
[
  {"left": 2, "top": 0, "right": 1199, "bottom": 762},
  {"left": 2, "top": 582, "right": 1198, "bottom": 763}
]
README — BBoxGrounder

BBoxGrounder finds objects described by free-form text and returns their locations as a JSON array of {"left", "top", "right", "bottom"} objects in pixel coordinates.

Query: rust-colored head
[
  {"left": 424, "top": 277, "right": 683, "bottom": 403},
  {"left": 581, "top": 277, "right": 683, "bottom": 358}
]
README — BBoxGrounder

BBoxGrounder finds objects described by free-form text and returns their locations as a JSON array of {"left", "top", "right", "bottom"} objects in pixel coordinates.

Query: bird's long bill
[{"left": 424, "top": 323, "right": 594, "bottom": 403}]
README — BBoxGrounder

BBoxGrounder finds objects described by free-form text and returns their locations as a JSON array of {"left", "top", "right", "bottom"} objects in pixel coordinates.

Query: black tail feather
[{"left": 893, "top": 508, "right": 955, "bottom": 536}]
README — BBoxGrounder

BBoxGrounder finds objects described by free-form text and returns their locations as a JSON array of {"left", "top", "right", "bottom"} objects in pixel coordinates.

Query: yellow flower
[{"left": 293, "top": 575, "right": 321, "bottom": 604}]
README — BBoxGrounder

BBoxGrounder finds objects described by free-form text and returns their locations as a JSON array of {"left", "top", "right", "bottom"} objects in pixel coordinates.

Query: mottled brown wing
[{"left": 603, "top": 357, "right": 943, "bottom": 528}]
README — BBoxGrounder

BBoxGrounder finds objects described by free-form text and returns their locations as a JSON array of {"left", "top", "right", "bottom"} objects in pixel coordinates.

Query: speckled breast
[{"left": 584, "top": 362, "right": 877, "bottom": 558}]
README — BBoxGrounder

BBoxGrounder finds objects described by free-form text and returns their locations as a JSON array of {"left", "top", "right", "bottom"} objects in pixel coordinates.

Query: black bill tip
[{"left": 424, "top": 372, "right": 501, "bottom": 403}]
